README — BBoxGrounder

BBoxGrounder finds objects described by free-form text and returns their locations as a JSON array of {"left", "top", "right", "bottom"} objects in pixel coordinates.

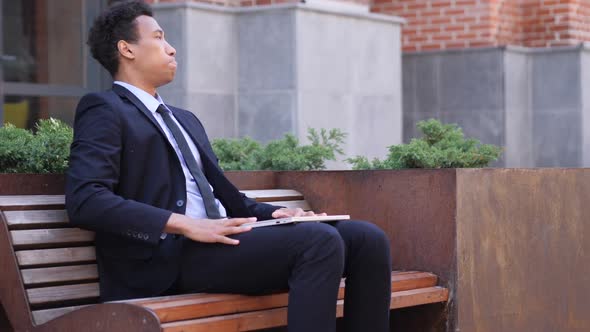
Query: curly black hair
[{"left": 87, "top": 1, "right": 153, "bottom": 76}]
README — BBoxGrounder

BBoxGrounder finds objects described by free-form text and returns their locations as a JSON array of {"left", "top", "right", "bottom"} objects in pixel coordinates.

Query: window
[{"left": 1, "top": 0, "right": 108, "bottom": 129}]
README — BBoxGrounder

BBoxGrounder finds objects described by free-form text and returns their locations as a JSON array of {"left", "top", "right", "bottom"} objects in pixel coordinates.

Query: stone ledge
[
  {"left": 152, "top": 1, "right": 406, "bottom": 25},
  {"left": 403, "top": 43, "right": 590, "bottom": 56}
]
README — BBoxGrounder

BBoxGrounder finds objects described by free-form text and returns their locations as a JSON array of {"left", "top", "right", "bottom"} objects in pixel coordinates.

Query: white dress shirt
[{"left": 114, "top": 81, "right": 228, "bottom": 222}]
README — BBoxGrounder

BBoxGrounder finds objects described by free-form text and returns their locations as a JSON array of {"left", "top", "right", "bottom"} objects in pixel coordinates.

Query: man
[{"left": 65, "top": 1, "right": 391, "bottom": 331}]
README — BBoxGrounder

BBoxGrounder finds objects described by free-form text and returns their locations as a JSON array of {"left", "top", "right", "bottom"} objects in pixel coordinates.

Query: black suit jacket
[{"left": 65, "top": 84, "right": 280, "bottom": 301}]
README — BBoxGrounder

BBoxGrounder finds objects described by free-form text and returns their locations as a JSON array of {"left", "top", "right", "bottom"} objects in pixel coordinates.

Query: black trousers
[{"left": 176, "top": 220, "right": 392, "bottom": 332}]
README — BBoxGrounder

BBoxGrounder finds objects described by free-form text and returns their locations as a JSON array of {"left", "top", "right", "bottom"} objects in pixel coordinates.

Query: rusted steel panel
[
  {"left": 0, "top": 174, "right": 65, "bottom": 195},
  {"left": 0, "top": 172, "right": 276, "bottom": 195},
  {"left": 275, "top": 170, "right": 458, "bottom": 285},
  {"left": 389, "top": 303, "right": 448, "bottom": 331},
  {"left": 0, "top": 303, "right": 13, "bottom": 332},
  {"left": 225, "top": 171, "right": 278, "bottom": 190},
  {"left": 456, "top": 168, "right": 590, "bottom": 332},
  {"left": 275, "top": 170, "right": 457, "bottom": 331}
]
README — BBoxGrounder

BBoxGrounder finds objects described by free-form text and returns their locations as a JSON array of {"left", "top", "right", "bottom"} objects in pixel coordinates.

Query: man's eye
[{"left": 156, "top": 35, "right": 163, "bottom": 39}]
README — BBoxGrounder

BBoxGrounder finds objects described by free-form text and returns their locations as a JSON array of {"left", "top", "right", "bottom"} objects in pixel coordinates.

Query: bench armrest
[{"left": 35, "top": 303, "right": 161, "bottom": 332}]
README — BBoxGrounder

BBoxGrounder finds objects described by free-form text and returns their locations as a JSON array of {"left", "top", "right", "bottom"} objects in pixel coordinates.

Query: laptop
[{"left": 244, "top": 215, "right": 350, "bottom": 228}]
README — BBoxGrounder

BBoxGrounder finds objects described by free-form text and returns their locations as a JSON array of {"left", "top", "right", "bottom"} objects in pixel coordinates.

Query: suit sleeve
[{"left": 65, "top": 93, "right": 171, "bottom": 246}]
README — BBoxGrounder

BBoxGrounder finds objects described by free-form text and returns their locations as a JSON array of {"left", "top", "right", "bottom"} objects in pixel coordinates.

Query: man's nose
[{"left": 166, "top": 42, "right": 176, "bottom": 56}]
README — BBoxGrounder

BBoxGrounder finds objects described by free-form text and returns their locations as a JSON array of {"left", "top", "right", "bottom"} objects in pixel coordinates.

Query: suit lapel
[
  {"left": 112, "top": 85, "right": 252, "bottom": 217},
  {"left": 112, "top": 84, "right": 168, "bottom": 140},
  {"left": 112, "top": 85, "right": 216, "bottom": 173}
]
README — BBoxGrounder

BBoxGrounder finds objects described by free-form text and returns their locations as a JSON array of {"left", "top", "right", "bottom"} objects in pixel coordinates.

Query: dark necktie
[{"left": 156, "top": 105, "right": 222, "bottom": 219}]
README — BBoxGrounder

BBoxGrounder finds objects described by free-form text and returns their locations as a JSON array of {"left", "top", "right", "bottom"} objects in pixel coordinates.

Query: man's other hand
[
  {"left": 271, "top": 208, "right": 327, "bottom": 219},
  {"left": 165, "top": 213, "right": 254, "bottom": 245}
]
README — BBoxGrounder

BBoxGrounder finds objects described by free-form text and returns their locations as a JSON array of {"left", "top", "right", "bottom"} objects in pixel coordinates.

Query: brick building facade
[
  {"left": 3, "top": 0, "right": 588, "bottom": 170},
  {"left": 141, "top": 0, "right": 590, "bottom": 168},
  {"left": 373, "top": 0, "right": 590, "bottom": 51},
  {"left": 147, "top": 0, "right": 590, "bottom": 51}
]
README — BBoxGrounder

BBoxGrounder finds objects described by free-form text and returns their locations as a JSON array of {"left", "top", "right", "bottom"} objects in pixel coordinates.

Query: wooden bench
[{"left": 0, "top": 190, "right": 449, "bottom": 331}]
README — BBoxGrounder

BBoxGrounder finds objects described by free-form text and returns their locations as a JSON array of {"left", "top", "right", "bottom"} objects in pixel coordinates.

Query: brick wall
[
  {"left": 522, "top": 0, "right": 590, "bottom": 47},
  {"left": 494, "top": 0, "right": 523, "bottom": 46},
  {"left": 372, "top": 0, "right": 590, "bottom": 51},
  {"left": 146, "top": 0, "right": 298, "bottom": 7},
  {"left": 145, "top": 0, "right": 370, "bottom": 9},
  {"left": 370, "top": 0, "right": 502, "bottom": 51},
  {"left": 144, "top": 0, "right": 590, "bottom": 50}
]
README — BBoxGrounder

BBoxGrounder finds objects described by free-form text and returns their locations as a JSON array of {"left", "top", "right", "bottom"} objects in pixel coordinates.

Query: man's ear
[{"left": 117, "top": 40, "right": 135, "bottom": 60}]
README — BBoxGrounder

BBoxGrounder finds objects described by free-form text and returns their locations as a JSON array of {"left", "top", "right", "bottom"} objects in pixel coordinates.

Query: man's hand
[
  {"left": 165, "top": 213, "right": 255, "bottom": 245},
  {"left": 271, "top": 207, "right": 327, "bottom": 219}
]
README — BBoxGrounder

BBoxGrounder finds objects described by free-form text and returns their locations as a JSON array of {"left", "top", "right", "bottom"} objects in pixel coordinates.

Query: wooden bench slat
[
  {"left": 4, "top": 210, "right": 69, "bottom": 229},
  {"left": 27, "top": 283, "right": 99, "bottom": 306},
  {"left": 391, "top": 271, "right": 438, "bottom": 291},
  {"left": 130, "top": 271, "right": 434, "bottom": 307},
  {"left": 138, "top": 271, "right": 437, "bottom": 323},
  {"left": 0, "top": 195, "right": 65, "bottom": 210},
  {"left": 162, "top": 306, "right": 288, "bottom": 332},
  {"left": 160, "top": 287, "right": 449, "bottom": 332},
  {"left": 31, "top": 284, "right": 448, "bottom": 327},
  {"left": 390, "top": 286, "right": 449, "bottom": 309},
  {"left": 16, "top": 246, "right": 97, "bottom": 267},
  {"left": 240, "top": 190, "right": 303, "bottom": 202},
  {"left": 0, "top": 191, "right": 303, "bottom": 210},
  {"left": 21, "top": 264, "right": 98, "bottom": 287},
  {"left": 32, "top": 305, "right": 90, "bottom": 325},
  {"left": 149, "top": 293, "right": 288, "bottom": 325},
  {"left": 10, "top": 228, "right": 95, "bottom": 249},
  {"left": 269, "top": 200, "right": 311, "bottom": 211}
]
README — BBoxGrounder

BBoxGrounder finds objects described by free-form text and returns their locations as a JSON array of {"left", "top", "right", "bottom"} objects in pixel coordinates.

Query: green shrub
[
  {"left": 0, "top": 118, "right": 73, "bottom": 173},
  {"left": 212, "top": 128, "right": 347, "bottom": 171},
  {"left": 347, "top": 119, "right": 502, "bottom": 170},
  {"left": 0, "top": 124, "right": 34, "bottom": 173},
  {"left": 212, "top": 137, "right": 262, "bottom": 171},
  {"left": 28, "top": 119, "right": 74, "bottom": 173}
]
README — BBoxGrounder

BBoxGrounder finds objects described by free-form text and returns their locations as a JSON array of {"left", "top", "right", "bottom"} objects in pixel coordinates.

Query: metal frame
[
  {"left": 84, "top": 0, "right": 111, "bottom": 92},
  {"left": 0, "top": 0, "right": 110, "bottom": 127},
  {"left": 4, "top": 82, "right": 91, "bottom": 97},
  {"left": 0, "top": 0, "right": 4, "bottom": 125}
]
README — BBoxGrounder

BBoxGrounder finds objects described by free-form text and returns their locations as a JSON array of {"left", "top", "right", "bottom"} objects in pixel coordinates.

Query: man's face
[{"left": 128, "top": 15, "right": 177, "bottom": 87}]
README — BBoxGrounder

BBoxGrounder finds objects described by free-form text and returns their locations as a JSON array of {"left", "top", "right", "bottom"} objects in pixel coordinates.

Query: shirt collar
[{"left": 114, "top": 81, "right": 167, "bottom": 114}]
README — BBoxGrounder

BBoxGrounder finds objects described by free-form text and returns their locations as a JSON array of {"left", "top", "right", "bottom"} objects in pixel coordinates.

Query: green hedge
[
  {"left": 347, "top": 119, "right": 502, "bottom": 169},
  {"left": 212, "top": 128, "right": 347, "bottom": 171},
  {"left": 0, "top": 118, "right": 501, "bottom": 173},
  {"left": 0, "top": 119, "right": 73, "bottom": 173}
]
